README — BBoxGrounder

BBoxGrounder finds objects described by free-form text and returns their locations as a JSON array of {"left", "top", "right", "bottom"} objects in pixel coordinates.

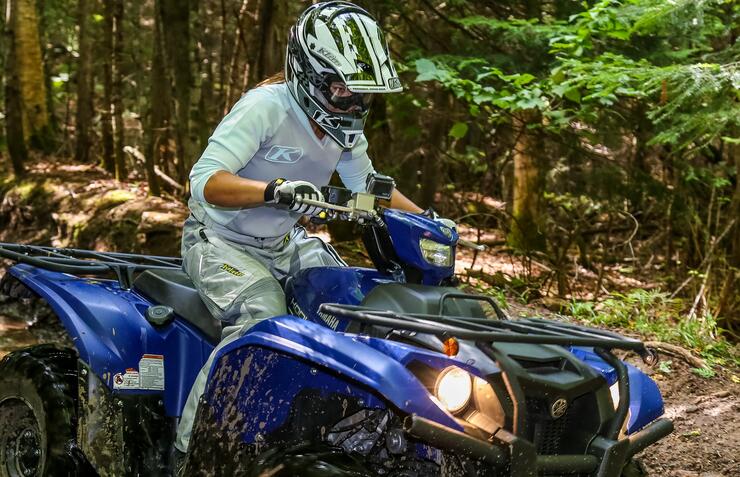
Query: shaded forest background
[{"left": 0, "top": 0, "right": 738, "bottom": 370}]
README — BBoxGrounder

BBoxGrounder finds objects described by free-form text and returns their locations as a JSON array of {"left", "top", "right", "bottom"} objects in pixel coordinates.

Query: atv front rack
[
  {"left": 320, "top": 303, "right": 670, "bottom": 476},
  {"left": 0, "top": 243, "right": 181, "bottom": 288},
  {"left": 320, "top": 303, "right": 651, "bottom": 353}
]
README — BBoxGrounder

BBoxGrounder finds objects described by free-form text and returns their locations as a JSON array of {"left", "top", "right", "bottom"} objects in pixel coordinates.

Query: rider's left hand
[{"left": 265, "top": 178, "right": 324, "bottom": 216}]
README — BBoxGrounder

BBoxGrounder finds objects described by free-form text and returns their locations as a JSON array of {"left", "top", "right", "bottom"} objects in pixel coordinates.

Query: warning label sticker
[
  {"left": 113, "top": 368, "right": 140, "bottom": 390},
  {"left": 112, "top": 354, "right": 165, "bottom": 391},
  {"left": 139, "top": 354, "right": 165, "bottom": 390}
]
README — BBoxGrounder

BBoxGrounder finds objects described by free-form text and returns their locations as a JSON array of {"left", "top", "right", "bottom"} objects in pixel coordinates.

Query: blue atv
[{"left": 0, "top": 180, "right": 672, "bottom": 477}]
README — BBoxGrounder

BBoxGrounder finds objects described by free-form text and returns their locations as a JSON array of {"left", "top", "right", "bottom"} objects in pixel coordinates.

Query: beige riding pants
[{"left": 174, "top": 213, "right": 345, "bottom": 452}]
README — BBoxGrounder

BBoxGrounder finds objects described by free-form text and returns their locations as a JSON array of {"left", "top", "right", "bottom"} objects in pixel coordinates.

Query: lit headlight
[
  {"left": 434, "top": 366, "right": 473, "bottom": 414},
  {"left": 420, "top": 238, "right": 453, "bottom": 267}
]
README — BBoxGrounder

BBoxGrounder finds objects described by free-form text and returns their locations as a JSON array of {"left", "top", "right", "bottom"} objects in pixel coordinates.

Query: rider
[{"left": 173, "top": 0, "right": 453, "bottom": 466}]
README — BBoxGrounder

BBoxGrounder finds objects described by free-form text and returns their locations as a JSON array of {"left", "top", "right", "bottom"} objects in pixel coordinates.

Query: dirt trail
[{"left": 634, "top": 358, "right": 740, "bottom": 477}]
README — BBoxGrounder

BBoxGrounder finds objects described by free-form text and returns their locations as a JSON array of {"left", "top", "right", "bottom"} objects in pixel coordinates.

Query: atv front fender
[{"left": 204, "top": 315, "right": 463, "bottom": 432}]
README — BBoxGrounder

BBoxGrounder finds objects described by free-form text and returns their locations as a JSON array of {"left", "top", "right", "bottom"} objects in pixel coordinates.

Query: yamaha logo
[{"left": 550, "top": 398, "right": 568, "bottom": 419}]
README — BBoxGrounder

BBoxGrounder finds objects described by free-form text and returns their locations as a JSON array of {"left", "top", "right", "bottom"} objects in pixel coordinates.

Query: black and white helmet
[{"left": 286, "top": 1, "right": 403, "bottom": 149}]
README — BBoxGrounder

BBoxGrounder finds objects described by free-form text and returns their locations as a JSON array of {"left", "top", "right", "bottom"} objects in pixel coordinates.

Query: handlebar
[
  {"left": 295, "top": 196, "right": 488, "bottom": 252},
  {"left": 458, "top": 239, "right": 487, "bottom": 252},
  {"left": 295, "top": 197, "right": 358, "bottom": 215}
]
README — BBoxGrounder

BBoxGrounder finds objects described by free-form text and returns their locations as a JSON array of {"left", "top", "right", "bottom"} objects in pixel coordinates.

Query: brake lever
[
  {"left": 296, "top": 196, "right": 353, "bottom": 214},
  {"left": 458, "top": 239, "right": 487, "bottom": 252}
]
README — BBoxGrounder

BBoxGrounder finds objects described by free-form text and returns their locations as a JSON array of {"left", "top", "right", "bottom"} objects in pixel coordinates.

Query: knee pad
[{"left": 232, "top": 277, "right": 287, "bottom": 324}]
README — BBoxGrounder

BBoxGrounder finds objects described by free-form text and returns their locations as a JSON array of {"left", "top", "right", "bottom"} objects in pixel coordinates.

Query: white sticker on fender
[
  {"left": 113, "top": 368, "right": 140, "bottom": 389},
  {"left": 112, "top": 355, "right": 165, "bottom": 391},
  {"left": 139, "top": 354, "right": 165, "bottom": 390}
]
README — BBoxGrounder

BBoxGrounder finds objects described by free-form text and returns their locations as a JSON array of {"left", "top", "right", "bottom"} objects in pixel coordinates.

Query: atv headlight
[
  {"left": 420, "top": 238, "right": 452, "bottom": 267},
  {"left": 434, "top": 366, "right": 472, "bottom": 414}
]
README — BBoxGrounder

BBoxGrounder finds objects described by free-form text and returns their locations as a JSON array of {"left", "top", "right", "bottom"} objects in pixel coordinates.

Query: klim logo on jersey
[{"left": 265, "top": 146, "right": 304, "bottom": 164}]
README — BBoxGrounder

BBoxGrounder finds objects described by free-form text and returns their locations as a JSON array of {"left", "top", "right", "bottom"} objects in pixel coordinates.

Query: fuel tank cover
[{"left": 146, "top": 305, "right": 175, "bottom": 326}]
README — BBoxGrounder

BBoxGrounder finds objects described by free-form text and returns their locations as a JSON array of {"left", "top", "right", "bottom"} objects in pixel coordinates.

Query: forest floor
[{"left": 1, "top": 157, "right": 738, "bottom": 476}]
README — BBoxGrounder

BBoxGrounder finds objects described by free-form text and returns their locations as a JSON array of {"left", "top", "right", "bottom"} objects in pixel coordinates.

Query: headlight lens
[
  {"left": 420, "top": 238, "right": 453, "bottom": 267},
  {"left": 435, "top": 366, "right": 473, "bottom": 414}
]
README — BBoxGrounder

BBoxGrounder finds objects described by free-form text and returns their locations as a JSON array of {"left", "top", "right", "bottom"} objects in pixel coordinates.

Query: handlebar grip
[{"left": 458, "top": 239, "right": 487, "bottom": 252}]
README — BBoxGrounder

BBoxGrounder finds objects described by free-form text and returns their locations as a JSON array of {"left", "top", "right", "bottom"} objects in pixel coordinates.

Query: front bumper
[{"left": 405, "top": 414, "right": 673, "bottom": 477}]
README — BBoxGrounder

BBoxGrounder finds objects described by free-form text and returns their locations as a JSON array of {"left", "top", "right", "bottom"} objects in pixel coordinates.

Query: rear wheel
[{"left": 0, "top": 346, "right": 79, "bottom": 477}]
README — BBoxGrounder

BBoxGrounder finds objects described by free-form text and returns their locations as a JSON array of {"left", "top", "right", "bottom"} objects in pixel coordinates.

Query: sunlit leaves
[
  {"left": 411, "top": 0, "right": 737, "bottom": 153},
  {"left": 448, "top": 122, "right": 469, "bottom": 139}
]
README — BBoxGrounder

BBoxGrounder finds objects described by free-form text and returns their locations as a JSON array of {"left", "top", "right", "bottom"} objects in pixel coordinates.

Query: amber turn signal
[{"left": 442, "top": 337, "right": 459, "bottom": 356}]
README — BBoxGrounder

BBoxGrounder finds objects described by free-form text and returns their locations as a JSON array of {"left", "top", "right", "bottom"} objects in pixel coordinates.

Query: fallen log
[
  {"left": 123, "top": 145, "right": 183, "bottom": 191},
  {"left": 643, "top": 341, "right": 707, "bottom": 369}
]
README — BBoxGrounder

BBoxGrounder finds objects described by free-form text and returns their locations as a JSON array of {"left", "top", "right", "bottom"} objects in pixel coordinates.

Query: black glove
[{"left": 265, "top": 178, "right": 324, "bottom": 216}]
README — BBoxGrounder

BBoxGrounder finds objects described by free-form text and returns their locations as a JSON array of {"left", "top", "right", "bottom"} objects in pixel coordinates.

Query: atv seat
[{"left": 133, "top": 269, "right": 222, "bottom": 343}]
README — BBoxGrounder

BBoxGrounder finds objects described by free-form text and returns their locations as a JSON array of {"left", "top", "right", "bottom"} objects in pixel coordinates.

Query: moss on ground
[{"left": 94, "top": 190, "right": 137, "bottom": 211}]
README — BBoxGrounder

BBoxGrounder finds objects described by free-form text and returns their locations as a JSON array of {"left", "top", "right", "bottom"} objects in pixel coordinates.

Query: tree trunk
[
  {"left": 112, "top": 0, "right": 126, "bottom": 180},
  {"left": 365, "top": 93, "right": 393, "bottom": 172},
  {"left": 4, "top": 0, "right": 28, "bottom": 176},
  {"left": 194, "top": 0, "right": 215, "bottom": 154},
  {"left": 731, "top": 136, "right": 740, "bottom": 267},
  {"left": 160, "top": 0, "right": 192, "bottom": 188},
  {"left": 224, "top": 0, "right": 253, "bottom": 108},
  {"left": 14, "top": 0, "right": 51, "bottom": 148},
  {"left": 145, "top": 0, "right": 169, "bottom": 197},
  {"left": 508, "top": 111, "right": 546, "bottom": 252},
  {"left": 252, "top": 0, "right": 292, "bottom": 84},
  {"left": 390, "top": 96, "right": 423, "bottom": 199},
  {"left": 418, "top": 90, "right": 449, "bottom": 209},
  {"left": 74, "top": 0, "right": 93, "bottom": 163},
  {"left": 100, "top": 0, "right": 115, "bottom": 174},
  {"left": 38, "top": 0, "right": 58, "bottom": 138},
  {"left": 714, "top": 135, "right": 739, "bottom": 331},
  {"left": 252, "top": 0, "right": 275, "bottom": 84},
  {"left": 218, "top": 0, "right": 228, "bottom": 113}
]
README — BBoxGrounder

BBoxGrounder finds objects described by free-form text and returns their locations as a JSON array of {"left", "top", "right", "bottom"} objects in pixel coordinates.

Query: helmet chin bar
[{"left": 294, "top": 80, "right": 366, "bottom": 149}]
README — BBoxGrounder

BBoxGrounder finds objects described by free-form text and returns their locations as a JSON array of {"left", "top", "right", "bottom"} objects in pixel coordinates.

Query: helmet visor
[{"left": 318, "top": 76, "right": 374, "bottom": 114}]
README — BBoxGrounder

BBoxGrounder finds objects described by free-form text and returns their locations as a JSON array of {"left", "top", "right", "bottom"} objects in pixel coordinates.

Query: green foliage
[
  {"left": 412, "top": 0, "right": 738, "bottom": 155},
  {"left": 657, "top": 359, "right": 673, "bottom": 374},
  {"left": 448, "top": 122, "right": 469, "bottom": 139},
  {"left": 569, "top": 289, "right": 740, "bottom": 370},
  {"left": 692, "top": 366, "right": 716, "bottom": 378}
]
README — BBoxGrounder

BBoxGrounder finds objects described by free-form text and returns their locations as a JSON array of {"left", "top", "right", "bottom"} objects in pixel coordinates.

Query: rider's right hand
[{"left": 264, "top": 178, "right": 324, "bottom": 216}]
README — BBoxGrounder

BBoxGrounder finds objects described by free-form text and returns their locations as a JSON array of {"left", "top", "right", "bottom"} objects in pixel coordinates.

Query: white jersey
[{"left": 189, "top": 83, "right": 375, "bottom": 241}]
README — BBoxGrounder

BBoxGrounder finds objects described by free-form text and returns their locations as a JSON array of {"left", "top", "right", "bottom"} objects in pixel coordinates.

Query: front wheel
[
  {"left": 622, "top": 458, "right": 649, "bottom": 476},
  {"left": 0, "top": 346, "right": 79, "bottom": 477}
]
